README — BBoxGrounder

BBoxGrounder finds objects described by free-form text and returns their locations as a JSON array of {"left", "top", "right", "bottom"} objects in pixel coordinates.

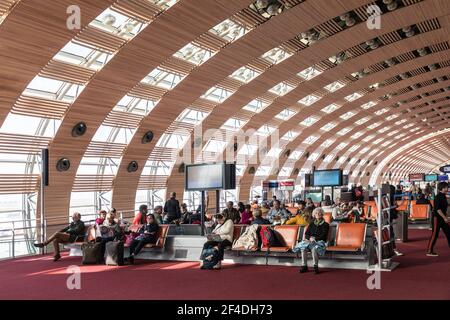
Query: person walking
[{"left": 426, "top": 182, "right": 450, "bottom": 256}]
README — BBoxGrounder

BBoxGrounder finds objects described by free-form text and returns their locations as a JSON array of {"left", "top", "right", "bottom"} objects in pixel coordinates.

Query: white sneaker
[{"left": 394, "top": 250, "right": 404, "bottom": 256}]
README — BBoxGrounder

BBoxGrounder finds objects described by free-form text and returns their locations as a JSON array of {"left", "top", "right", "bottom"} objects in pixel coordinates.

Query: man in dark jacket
[
  {"left": 34, "top": 212, "right": 85, "bottom": 261},
  {"left": 222, "top": 201, "right": 241, "bottom": 224},
  {"left": 251, "top": 209, "right": 270, "bottom": 225},
  {"left": 164, "top": 192, "right": 181, "bottom": 223}
]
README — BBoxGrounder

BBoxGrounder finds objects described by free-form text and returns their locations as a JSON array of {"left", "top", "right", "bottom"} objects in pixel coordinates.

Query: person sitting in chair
[
  {"left": 97, "top": 212, "right": 123, "bottom": 261},
  {"left": 34, "top": 212, "right": 85, "bottom": 262},
  {"left": 129, "top": 214, "right": 159, "bottom": 264},
  {"left": 295, "top": 208, "right": 329, "bottom": 274},
  {"left": 200, "top": 214, "right": 234, "bottom": 270}
]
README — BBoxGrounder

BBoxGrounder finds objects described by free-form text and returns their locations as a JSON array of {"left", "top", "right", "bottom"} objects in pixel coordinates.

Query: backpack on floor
[
  {"left": 232, "top": 224, "right": 259, "bottom": 250},
  {"left": 105, "top": 241, "right": 124, "bottom": 266},
  {"left": 260, "top": 226, "right": 282, "bottom": 248},
  {"left": 200, "top": 248, "right": 220, "bottom": 270},
  {"left": 81, "top": 242, "right": 102, "bottom": 265}
]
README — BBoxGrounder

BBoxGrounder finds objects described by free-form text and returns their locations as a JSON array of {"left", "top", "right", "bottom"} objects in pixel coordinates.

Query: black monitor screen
[{"left": 313, "top": 169, "right": 342, "bottom": 187}]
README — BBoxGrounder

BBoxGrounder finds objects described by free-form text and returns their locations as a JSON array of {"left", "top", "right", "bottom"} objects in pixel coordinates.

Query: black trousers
[
  {"left": 129, "top": 237, "right": 156, "bottom": 256},
  {"left": 97, "top": 236, "right": 115, "bottom": 258},
  {"left": 427, "top": 216, "right": 450, "bottom": 253},
  {"left": 202, "top": 240, "right": 232, "bottom": 261}
]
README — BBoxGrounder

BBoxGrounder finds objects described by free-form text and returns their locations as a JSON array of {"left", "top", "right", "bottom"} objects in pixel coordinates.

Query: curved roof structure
[{"left": 0, "top": 0, "right": 449, "bottom": 220}]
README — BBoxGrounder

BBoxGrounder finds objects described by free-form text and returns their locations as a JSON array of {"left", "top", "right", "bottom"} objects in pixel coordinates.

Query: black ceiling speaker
[
  {"left": 285, "top": 149, "right": 291, "bottom": 157},
  {"left": 142, "top": 131, "right": 154, "bottom": 144},
  {"left": 335, "top": 155, "right": 340, "bottom": 161},
  {"left": 293, "top": 168, "right": 299, "bottom": 175},
  {"left": 127, "top": 161, "right": 139, "bottom": 173},
  {"left": 366, "top": 172, "right": 370, "bottom": 176},
  {"left": 275, "top": 168, "right": 280, "bottom": 175},
  {"left": 178, "top": 163, "right": 185, "bottom": 173},
  {"left": 349, "top": 171, "right": 353, "bottom": 175},
  {"left": 321, "top": 154, "right": 326, "bottom": 160},
  {"left": 374, "top": 161, "right": 378, "bottom": 165},
  {"left": 304, "top": 152, "right": 310, "bottom": 158},
  {"left": 347, "top": 158, "right": 351, "bottom": 162},
  {"left": 233, "top": 142, "right": 238, "bottom": 152},
  {"left": 56, "top": 158, "right": 71, "bottom": 172},
  {"left": 249, "top": 166, "right": 256, "bottom": 174},
  {"left": 71, "top": 122, "right": 87, "bottom": 137}
]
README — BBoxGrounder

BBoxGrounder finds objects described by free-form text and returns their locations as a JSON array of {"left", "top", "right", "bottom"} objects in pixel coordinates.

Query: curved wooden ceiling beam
[
  {"left": 112, "top": 0, "right": 367, "bottom": 210},
  {"left": 241, "top": 66, "right": 450, "bottom": 199},
  {"left": 44, "top": 0, "right": 249, "bottom": 218},
  {"left": 0, "top": 0, "right": 113, "bottom": 126},
  {"left": 165, "top": 1, "right": 442, "bottom": 199}
]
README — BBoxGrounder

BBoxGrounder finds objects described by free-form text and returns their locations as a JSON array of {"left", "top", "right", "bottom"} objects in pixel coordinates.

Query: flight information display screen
[
  {"left": 185, "top": 163, "right": 223, "bottom": 191},
  {"left": 313, "top": 169, "right": 342, "bottom": 187}
]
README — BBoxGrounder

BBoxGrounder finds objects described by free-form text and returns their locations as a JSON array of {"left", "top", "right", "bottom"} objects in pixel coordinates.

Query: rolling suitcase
[
  {"left": 105, "top": 241, "right": 124, "bottom": 266},
  {"left": 81, "top": 242, "right": 102, "bottom": 265}
]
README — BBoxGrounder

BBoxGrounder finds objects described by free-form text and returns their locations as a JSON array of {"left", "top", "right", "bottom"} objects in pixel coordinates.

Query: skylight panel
[
  {"left": 321, "top": 139, "right": 334, "bottom": 147},
  {"left": 243, "top": 99, "right": 269, "bottom": 113},
  {"left": 351, "top": 131, "right": 364, "bottom": 139},
  {"left": 262, "top": 47, "right": 292, "bottom": 64},
  {"left": 203, "top": 140, "right": 227, "bottom": 153},
  {"left": 300, "top": 116, "right": 319, "bottom": 127},
  {"left": 386, "top": 114, "right": 399, "bottom": 121},
  {"left": 269, "top": 82, "right": 294, "bottom": 96},
  {"left": 404, "top": 123, "right": 414, "bottom": 129},
  {"left": 289, "top": 150, "right": 303, "bottom": 159},
  {"left": 297, "top": 66, "right": 322, "bottom": 80},
  {"left": 255, "top": 166, "right": 271, "bottom": 176},
  {"left": 348, "top": 145, "right": 360, "bottom": 152},
  {"left": 336, "top": 142, "right": 348, "bottom": 150},
  {"left": 377, "top": 127, "right": 390, "bottom": 133},
  {"left": 174, "top": 43, "right": 212, "bottom": 65},
  {"left": 210, "top": 19, "right": 248, "bottom": 42},
  {"left": 256, "top": 124, "right": 276, "bottom": 136},
  {"left": 361, "top": 101, "right": 377, "bottom": 109},
  {"left": 275, "top": 108, "right": 296, "bottom": 120},
  {"left": 308, "top": 152, "right": 320, "bottom": 161},
  {"left": 143, "top": 67, "right": 184, "bottom": 89},
  {"left": 359, "top": 147, "right": 370, "bottom": 153},
  {"left": 368, "top": 122, "right": 381, "bottom": 129},
  {"left": 362, "top": 134, "right": 375, "bottom": 142},
  {"left": 230, "top": 66, "right": 260, "bottom": 83},
  {"left": 279, "top": 167, "right": 293, "bottom": 176},
  {"left": 303, "top": 135, "right": 319, "bottom": 145},
  {"left": 387, "top": 130, "right": 399, "bottom": 137},
  {"left": 368, "top": 148, "right": 379, "bottom": 156},
  {"left": 337, "top": 127, "right": 351, "bottom": 136},
  {"left": 299, "top": 94, "right": 320, "bottom": 106},
  {"left": 176, "top": 108, "right": 208, "bottom": 124},
  {"left": 267, "top": 148, "right": 282, "bottom": 157},
  {"left": 372, "top": 138, "right": 384, "bottom": 144},
  {"left": 340, "top": 111, "right": 356, "bottom": 120},
  {"left": 395, "top": 119, "right": 407, "bottom": 125},
  {"left": 201, "top": 86, "right": 233, "bottom": 103},
  {"left": 344, "top": 92, "right": 363, "bottom": 102},
  {"left": 355, "top": 117, "right": 370, "bottom": 125},
  {"left": 320, "top": 122, "right": 336, "bottom": 131},
  {"left": 375, "top": 108, "right": 389, "bottom": 115},
  {"left": 281, "top": 131, "right": 299, "bottom": 141},
  {"left": 324, "top": 81, "right": 345, "bottom": 92},
  {"left": 324, "top": 154, "right": 335, "bottom": 162},
  {"left": 221, "top": 118, "right": 244, "bottom": 131},
  {"left": 321, "top": 103, "right": 340, "bottom": 114}
]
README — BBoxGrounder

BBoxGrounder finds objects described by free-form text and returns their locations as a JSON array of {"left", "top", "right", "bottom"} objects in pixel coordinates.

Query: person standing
[
  {"left": 426, "top": 182, "right": 450, "bottom": 256},
  {"left": 164, "top": 192, "right": 182, "bottom": 223}
]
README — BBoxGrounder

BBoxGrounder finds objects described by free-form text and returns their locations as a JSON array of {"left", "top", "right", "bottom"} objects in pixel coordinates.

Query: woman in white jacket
[{"left": 201, "top": 213, "right": 234, "bottom": 269}]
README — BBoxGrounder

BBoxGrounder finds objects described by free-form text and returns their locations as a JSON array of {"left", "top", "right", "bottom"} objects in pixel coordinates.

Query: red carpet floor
[{"left": 0, "top": 229, "right": 448, "bottom": 300}]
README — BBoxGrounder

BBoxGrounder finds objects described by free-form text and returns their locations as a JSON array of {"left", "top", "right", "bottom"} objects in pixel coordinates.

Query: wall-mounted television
[
  {"left": 424, "top": 174, "right": 438, "bottom": 182},
  {"left": 313, "top": 169, "right": 343, "bottom": 187},
  {"left": 185, "top": 163, "right": 235, "bottom": 191}
]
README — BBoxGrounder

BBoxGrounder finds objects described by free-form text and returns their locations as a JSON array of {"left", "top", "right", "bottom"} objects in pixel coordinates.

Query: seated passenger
[
  {"left": 332, "top": 202, "right": 351, "bottom": 222},
  {"left": 200, "top": 214, "right": 234, "bottom": 269},
  {"left": 240, "top": 204, "right": 253, "bottom": 225},
  {"left": 133, "top": 204, "right": 148, "bottom": 225},
  {"left": 180, "top": 203, "right": 192, "bottom": 224},
  {"left": 34, "top": 212, "right": 85, "bottom": 262},
  {"left": 306, "top": 197, "right": 316, "bottom": 209},
  {"left": 295, "top": 208, "right": 329, "bottom": 274},
  {"left": 349, "top": 201, "right": 366, "bottom": 222},
  {"left": 222, "top": 201, "right": 241, "bottom": 224},
  {"left": 416, "top": 193, "right": 432, "bottom": 206},
  {"left": 285, "top": 207, "right": 313, "bottom": 226},
  {"left": 238, "top": 202, "right": 245, "bottom": 214},
  {"left": 251, "top": 209, "right": 270, "bottom": 225},
  {"left": 153, "top": 205, "right": 164, "bottom": 224},
  {"left": 97, "top": 212, "right": 123, "bottom": 260},
  {"left": 129, "top": 214, "right": 159, "bottom": 264},
  {"left": 260, "top": 202, "right": 270, "bottom": 216},
  {"left": 267, "top": 200, "right": 289, "bottom": 225},
  {"left": 95, "top": 210, "right": 107, "bottom": 225},
  {"left": 321, "top": 195, "right": 334, "bottom": 207}
]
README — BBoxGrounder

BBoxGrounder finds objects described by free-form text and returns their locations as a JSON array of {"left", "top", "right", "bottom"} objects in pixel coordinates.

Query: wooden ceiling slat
[
  {"left": 73, "top": 26, "right": 127, "bottom": 54},
  {"left": 111, "top": 0, "right": 161, "bottom": 23},
  {"left": 103, "top": 110, "right": 143, "bottom": 128},
  {"left": 40, "top": 60, "right": 95, "bottom": 85},
  {"left": 193, "top": 32, "right": 227, "bottom": 52},
  {"left": 128, "top": 83, "right": 167, "bottom": 101},
  {"left": 11, "top": 96, "right": 69, "bottom": 119},
  {"left": 160, "top": 57, "right": 195, "bottom": 75}
]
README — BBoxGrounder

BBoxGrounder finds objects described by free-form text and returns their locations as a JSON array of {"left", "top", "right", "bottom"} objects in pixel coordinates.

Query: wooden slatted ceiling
[
  {"left": 148, "top": 146, "right": 178, "bottom": 162},
  {"left": 84, "top": 141, "right": 127, "bottom": 158},
  {"left": 128, "top": 83, "right": 167, "bottom": 100},
  {"left": 193, "top": 32, "right": 227, "bottom": 52},
  {"left": 40, "top": 60, "right": 96, "bottom": 85},
  {"left": 0, "top": 175, "right": 39, "bottom": 194},
  {"left": 160, "top": 57, "right": 195, "bottom": 76},
  {"left": 73, "top": 175, "right": 114, "bottom": 192},
  {"left": 111, "top": 0, "right": 161, "bottom": 23},
  {"left": 190, "top": 99, "right": 216, "bottom": 113},
  {"left": 103, "top": 110, "right": 143, "bottom": 128},
  {"left": 232, "top": 7, "right": 267, "bottom": 29},
  {"left": 219, "top": 77, "right": 245, "bottom": 92},
  {"left": 165, "top": 121, "right": 194, "bottom": 134},
  {"left": 0, "top": 0, "right": 16, "bottom": 17},
  {"left": 138, "top": 175, "right": 167, "bottom": 189},
  {"left": 73, "top": 25, "right": 127, "bottom": 54},
  {"left": 11, "top": 96, "right": 69, "bottom": 119},
  {"left": 396, "top": 51, "right": 417, "bottom": 63},
  {"left": 0, "top": 133, "right": 50, "bottom": 154}
]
